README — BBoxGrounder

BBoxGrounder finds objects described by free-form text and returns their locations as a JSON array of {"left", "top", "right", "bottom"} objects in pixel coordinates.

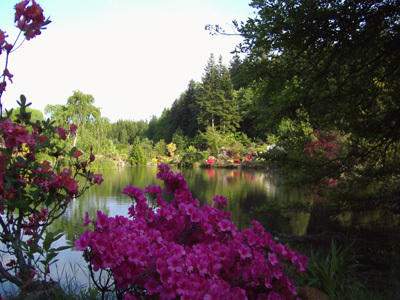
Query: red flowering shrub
[
  {"left": 303, "top": 131, "right": 341, "bottom": 160},
  {"left": 0, "top": 100, "right": 103, "bottom": 287},
  {"left": 205, "top": 156, "right": 216, "bottom": 165},
  {"left": 76, "top": 164, "right": 308, "bottom": 300},
  {"left": 0, "top": 1, "right": 102, "bottom": 289}
]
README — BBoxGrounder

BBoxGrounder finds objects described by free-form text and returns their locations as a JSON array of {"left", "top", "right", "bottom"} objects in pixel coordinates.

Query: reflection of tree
[
  {"left": 51, "top": 166, "right": 315, "bottom": 247},
  {"left": 282, "top": 211, "right": 310, "bottom": 236},
  {"left": 51, "top": 167, "right": 162, "bottom": 245},
  {"left": 334, "top": 210, "right": 400, "bottom": 230},
  {"left": 178, "top": 167, "right": 309, "bottom": 231}
]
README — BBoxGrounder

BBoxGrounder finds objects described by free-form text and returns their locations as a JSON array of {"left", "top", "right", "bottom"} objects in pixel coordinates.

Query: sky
[{"left": 0, "top": 0, "right": 255, "bottom": 123}]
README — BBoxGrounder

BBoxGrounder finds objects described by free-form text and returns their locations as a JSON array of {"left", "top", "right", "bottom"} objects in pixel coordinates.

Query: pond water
[{"left": 2, "top": 166, "right": 399, "bottom": 295}]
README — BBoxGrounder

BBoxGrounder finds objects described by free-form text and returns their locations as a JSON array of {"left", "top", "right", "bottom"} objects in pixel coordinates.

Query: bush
[{"left": 76, "top": 164, "right": 309, "bottom": 299}]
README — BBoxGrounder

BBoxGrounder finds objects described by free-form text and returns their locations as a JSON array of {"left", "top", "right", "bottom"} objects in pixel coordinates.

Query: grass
[{"left": 295, "top": 239, "right": 400, "bottom": 300}]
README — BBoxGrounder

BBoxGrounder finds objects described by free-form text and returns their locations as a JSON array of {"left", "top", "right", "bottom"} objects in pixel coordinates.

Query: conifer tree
[{"left": 198, "top": 54, "right": 240, "bottom": 133}]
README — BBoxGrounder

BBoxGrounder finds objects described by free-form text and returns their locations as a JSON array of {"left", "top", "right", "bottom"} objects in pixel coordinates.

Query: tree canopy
[{"left": 236, "top": 0, "right": 400, "bottom": 207}]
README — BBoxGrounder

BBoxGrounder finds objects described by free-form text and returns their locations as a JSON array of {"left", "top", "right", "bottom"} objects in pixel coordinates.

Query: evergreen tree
[
  {"left": 198, "top": 54, "right": 240, "bottom": 133},
  {"left": 180, "top": 80, "right": 201, "bottom": 138},
  {"left": 217, "top": 56, "right": 241, "bottom": 133},
  {"left": 130, "top": 136, "right": 147, "bottom": 166},
  {"left": 146, "top": 115, "right": 158, "bottom": 141},
  {"left": 198, "top": 54, "right": 220, "bottom": 131},
  {"left": 229, "top": 54, "right": 248, "bottom": 90}
]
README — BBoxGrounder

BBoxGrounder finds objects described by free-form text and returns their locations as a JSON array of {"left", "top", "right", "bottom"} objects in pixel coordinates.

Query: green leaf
[
  {"left": 55, "top": 245, "right": 71, "bottom": 252},
  {"left": 45, "top": 251, "right": 59, "bottom": 263},
  {"left": 43, "top": 229, "right": 64, "bottom": 251},
  {"left": 69, "top": 147, "right": 77, "bottom": 157}
]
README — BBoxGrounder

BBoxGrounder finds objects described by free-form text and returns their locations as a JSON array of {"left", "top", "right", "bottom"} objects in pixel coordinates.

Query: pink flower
[
  {"left": 3, "top": 69, "right": 13, "bottom": 83},
  {"left": 73, "top": 149, "right": 83, "bottom": 158},
  {"left": 75, "top": 165, "right": 307, "bottom": 299},
  {"left": 74, "top": 230, "right": 93, "bottom": 251},
  {"left": 145, "top": 184, "right": 163, "bottom": 195},
  {"left": 122, "top": 186, "right": 143, "bottom": 200},
  {"left": 92, "top": 174, "right": 103, "bottom": 185},
  {"left": 167, "top": 255, "right": 183, "bottom": 272},
  {"left": 95, "top": 211, "right": 109, "bottom": 229},
  {"left": 56, "top": 126, "right": 66, "bottom": 140},
  {"left": 69, "top": 124, "right": 78, "bottom": 136},
  {"left": 0, "top": 82, "right": 6, "bottom": 93},
  {"left": 212, "top": 195, "right": 228, "bottom": 208},
  {"left": 268, "top": 252, "right": 279, "bottom": 266},
  {"left": 14, "top": 0, "right": 46, "bottom": 40},
  {"left": 205, "top": 157, "right": 215, "bottom": 165},
  {"left": 0, "top": 29, "right": 7, "bottom": 46},
  {"left": 65, "top": 177, "right": 78, "bottom": 195},
  {"left": 144, "top": 278, "right": 160, "bottom": 295},
  {"left": 83, "top": 212, "right": 92, "bottom": 227},
  {"left": 217, "top": 219, "right": 234, "bottom": 232}
]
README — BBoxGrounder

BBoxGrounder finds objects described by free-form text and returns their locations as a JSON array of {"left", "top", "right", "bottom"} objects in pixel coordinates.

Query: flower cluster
[
  {"left": 303, "top": 131, "right": 341, "bottom": 160},
  {"left": 246, "top": 151, "right": 258, "bottom": 162},
  {"left": 76, "top": 164, "right": 308, "bottom": 300},
  {"left": 0, "top": 103, "right": 103, "bottom": 285},
  {"left": 14, "top": 0, "right": 48, "bottom": 40},
  {"left": 0, "top": 0, "right": 104, "bottom": 289},
  {"left": 0, "top": 0, "right": 50, "bottom": 97},
  {"left": 205, "top": 156, "right": 216, "bottom": 165}
]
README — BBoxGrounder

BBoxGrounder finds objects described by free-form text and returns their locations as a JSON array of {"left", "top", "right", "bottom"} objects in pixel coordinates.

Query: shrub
[{"left": 76, "top": 164, "right": 309, "bottom": 300}]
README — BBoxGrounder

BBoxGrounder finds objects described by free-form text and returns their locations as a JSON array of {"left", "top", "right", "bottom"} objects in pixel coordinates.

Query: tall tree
[
  {"left": 237, "top": 0, "right": 400, "bottom": 207},
  {"left": 180, "top": 80, "right": 201, "bottom": 138},
  {"left": 217, "top": 56, "right": 241, "bottom": 133},
  {"left": 229, "top": 54, "right": 248, "bottom": 90},
  {"left": 45, "top": 90, "right": 101, "bottom": 148},
  {"left": 198, "top": 54, "right": 240, "bottom": 133},
  {"left": 198, "top": 54, "right": 221, "bottom": 131}
]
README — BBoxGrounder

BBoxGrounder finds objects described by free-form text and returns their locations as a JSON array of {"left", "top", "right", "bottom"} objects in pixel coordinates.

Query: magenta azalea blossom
[{"left": 76, "top": 165, "right": 309, "bottom": 299}]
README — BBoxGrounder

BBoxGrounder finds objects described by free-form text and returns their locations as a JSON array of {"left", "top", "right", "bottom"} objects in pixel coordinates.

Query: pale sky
[{"left": 0, "top": 0, "right": 254, "bottom": 122}]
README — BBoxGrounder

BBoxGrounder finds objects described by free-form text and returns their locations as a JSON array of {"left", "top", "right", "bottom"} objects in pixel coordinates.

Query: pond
[{"left": 2, "top": 166, "right": 400, "bottom": 295}]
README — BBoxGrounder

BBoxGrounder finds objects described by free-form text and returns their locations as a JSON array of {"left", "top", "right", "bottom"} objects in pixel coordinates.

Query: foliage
[
  {"left": 171, "top": 132, "right": 186, "bottom": 155},
  {"left": 178, "top": 151, "right": 205, "bottom": 167},
  {"left": 76, "top": 165, "right": 309, "bottom": 299},
  {"left": 140, "top": 137, "right": 155, "bottom": 160},
  {"left": 197, "top": 126, "right": 224, "bottom": 156},
  {"left": 154, "top": 139, "right": 167, "bottom": 157},
  {"left": 298, "top": 240, "right": 363, "bottom": 300},
  {"left": 109, "top": 120, "right": 147, "bottom": 145},
  {"left": 197, "top": 54, "right": 241, "bottom": 133},
  {"left": 234, "top": 0, "right": 400, "bottom": 206},
  {"left": 0, "top": 2, "right": 102, "bottom": 292},
  {"left": 44, "top": 91, "right": 103, "bottom": 150},
  {"left": 0, "top": 96, "right": 103, "bottom": 288},
  {"left": 8, "top": 107, "right": 44, "bottom": 124},
  {"left": 166, "top": 142, "right": 176, "bottom": 157},
  {"left": 129, "top": 137, "right": 147, "bottom": 166}
]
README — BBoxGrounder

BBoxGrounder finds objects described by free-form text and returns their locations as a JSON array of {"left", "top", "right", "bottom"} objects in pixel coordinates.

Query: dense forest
[{"left": 19, "top": 0, "right": 399, "bottom": 211}]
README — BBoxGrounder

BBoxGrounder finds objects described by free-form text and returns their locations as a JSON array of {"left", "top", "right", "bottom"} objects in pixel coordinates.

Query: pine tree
[
  {"left": 217, "top": 56, "right": 241, "bottom": 133},
  {"left": 180, "top": 80, "right": 200, "bottom": 138},
  {"left": 198, "top": 54, "right": 220, "bottom": 131},
  {"left": 197, "top": 54, "right": 240, "bottom": 133}
]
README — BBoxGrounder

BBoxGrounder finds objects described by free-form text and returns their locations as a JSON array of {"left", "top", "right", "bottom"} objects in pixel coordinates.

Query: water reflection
[
  {"left": 51, "top": 166, "right": 314, "bottom": 243},
  {"left": 51, "top": 166, "right": 400, "bottom": 244},
  {"left": 2, "top": 166, "right": 399, "bottom": 295}
]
